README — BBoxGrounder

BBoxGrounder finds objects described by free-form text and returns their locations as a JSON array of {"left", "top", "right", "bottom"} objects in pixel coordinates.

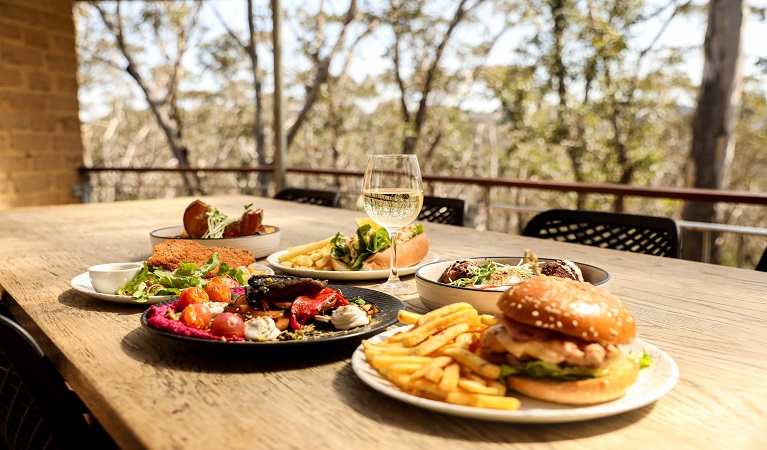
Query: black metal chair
[
  {"left": 756, "top": 246, "right": 767, "bottom": 272},
  {"left": 274, "top": 188, "right": 341, "bottom": 208},
  {"left": 0, "top": 313, "right": 113, "bottom": 449},
  {"left": 417, "top": 196, "right": 467, "bottom": 227},
  {"left": 522, "top": 208, "right": 681, "bottom": 258}
]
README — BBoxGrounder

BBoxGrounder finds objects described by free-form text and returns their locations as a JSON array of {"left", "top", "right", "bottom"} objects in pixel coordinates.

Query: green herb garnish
[
  {"left": 448, "top": 260, "right": 538, "bottom": 287},
  {"left": 629, "top": 348, "right": 654, "bottom": 369}
]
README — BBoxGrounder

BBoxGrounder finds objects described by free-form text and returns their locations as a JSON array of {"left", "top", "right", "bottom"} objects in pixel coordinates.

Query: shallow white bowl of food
[
  {"left": 149, "top": 225, "right": 281, "bottom": 259},
  {"left": 415, "top": 256, "right": 610, "bottom": 315}
]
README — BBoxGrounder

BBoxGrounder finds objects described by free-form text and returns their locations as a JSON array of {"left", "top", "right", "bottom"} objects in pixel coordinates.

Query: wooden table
[{"left": 0, "top": 196, "right": 765, "bottom": 449}]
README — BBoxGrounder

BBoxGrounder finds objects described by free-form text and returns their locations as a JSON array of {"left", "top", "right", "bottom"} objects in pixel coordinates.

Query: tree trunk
[
  {"left": 681, "top": 0, "right": 747, "bottom": 262},
  {"left": 246, "top": 0, "right": 268, "bottom": 193}
]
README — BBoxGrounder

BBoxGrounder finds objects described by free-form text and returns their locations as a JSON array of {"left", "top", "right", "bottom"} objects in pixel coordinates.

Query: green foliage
[{"left": 74, "top": 0, "right": 767, "bottom": 266}]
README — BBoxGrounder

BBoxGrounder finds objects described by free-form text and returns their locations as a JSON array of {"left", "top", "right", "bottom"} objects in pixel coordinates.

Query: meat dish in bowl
[{"left": 415, "top": 256, "right": 610, "bottom": 315}]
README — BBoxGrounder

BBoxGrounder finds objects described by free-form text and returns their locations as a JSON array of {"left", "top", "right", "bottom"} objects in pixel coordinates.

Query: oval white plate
[
  {"left": 266, "top": 251, "right": 439, "bottom": 280},
  {"left": 70, "top": 272, "right": 173, "bottom": 305},
  {"left": 352, "top": 326, "right": 679, "bottom": 423}
]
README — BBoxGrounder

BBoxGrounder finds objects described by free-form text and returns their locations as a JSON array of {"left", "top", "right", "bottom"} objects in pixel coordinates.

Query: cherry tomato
[
  {"left": 177, "top": 287, "right": 209, "bottom": 309},
  {"left": 209, "top": 312, "right": 245, "bottom": 339},
  {"left": 205, "top": 277, "right": 232, "bottom": 303},
  {"left": 179, "top": 303, "right": 212, "bottom": 330}
]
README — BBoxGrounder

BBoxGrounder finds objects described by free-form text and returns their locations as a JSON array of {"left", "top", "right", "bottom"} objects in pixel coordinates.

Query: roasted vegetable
[{"left": 183, "top": 200, "right": 212, "bottom": 238}]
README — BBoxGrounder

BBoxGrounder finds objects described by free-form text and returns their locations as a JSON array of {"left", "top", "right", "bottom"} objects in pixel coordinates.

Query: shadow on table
[
  {"left": 59, "top": 289, "right": 152, "bottom": 316},
  {"left": 118, "top": 326, "right": 363, "bottom": 374},
  {"left": 333, "top": 362, "right": 655, "bottom": 442}
]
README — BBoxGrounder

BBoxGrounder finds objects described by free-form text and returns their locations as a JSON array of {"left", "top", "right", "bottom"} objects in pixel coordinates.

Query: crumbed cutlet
[{"left": 147, "top": 239, "right": 255, "bottom": 276}]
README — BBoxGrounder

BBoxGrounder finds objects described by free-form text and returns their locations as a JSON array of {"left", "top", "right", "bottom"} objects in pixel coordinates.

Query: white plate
[
  {"left": 266, "top": 251, "right": 440, "bottom": 280},
  {"left": 70, "top": 272, "right": 173, "bottom": 305},
  {"left": 351, "top": 326, "right": 679, "bottom": 423},
  {"left": 71, "top": 264, "right": 272, "bottom": 305}
]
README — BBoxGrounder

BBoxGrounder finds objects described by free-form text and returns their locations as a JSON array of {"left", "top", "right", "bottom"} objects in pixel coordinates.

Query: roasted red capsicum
[{"left": 289, "top": 288, "right": 349, "bottom": 330}]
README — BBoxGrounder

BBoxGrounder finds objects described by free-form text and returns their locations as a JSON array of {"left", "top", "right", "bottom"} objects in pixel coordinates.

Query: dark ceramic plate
[{"left": 140, "top": 285, "right": 405, "bottom": 348}]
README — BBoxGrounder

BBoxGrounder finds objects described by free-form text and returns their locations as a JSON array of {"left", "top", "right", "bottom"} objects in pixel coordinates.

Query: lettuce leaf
[
  {"left": 330, "top": 224, "right": 391, "bottom": 271},
  {"left": 629, "top": 348, "right": 654, "bottom": 369},
  {"left": 410, "top": 223, "right": 424, "bottom": 237},
  {"left": 117, "top": 253, "right": 245, "bottom": 303},
  {"left": 500, "top": 360, "right": 600, "bottom": 380}
]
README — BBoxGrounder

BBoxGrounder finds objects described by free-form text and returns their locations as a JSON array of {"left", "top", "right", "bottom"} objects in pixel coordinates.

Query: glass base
[{"left": 374, "top": 280, "right": 417, "bottom": 296}]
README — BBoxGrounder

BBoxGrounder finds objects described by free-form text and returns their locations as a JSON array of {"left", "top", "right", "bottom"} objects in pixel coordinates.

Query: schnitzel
[{"left": 147, "top": 239, "right": 255, "bottom": 276}]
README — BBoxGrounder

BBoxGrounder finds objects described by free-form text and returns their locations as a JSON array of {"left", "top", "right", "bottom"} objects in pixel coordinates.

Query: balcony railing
[{"left": 78, "top": 165, "right": 767, "bottom": 269}]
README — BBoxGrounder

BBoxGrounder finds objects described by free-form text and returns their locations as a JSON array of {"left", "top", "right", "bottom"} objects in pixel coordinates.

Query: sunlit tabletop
[{"left": 0, "top": 196, "right": 765, "bottom": 449}]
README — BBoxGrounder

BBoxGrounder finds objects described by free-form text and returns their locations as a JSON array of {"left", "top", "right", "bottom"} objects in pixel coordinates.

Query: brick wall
[{"left": 0, "top": 0, "right": 83, "bottom": 209}]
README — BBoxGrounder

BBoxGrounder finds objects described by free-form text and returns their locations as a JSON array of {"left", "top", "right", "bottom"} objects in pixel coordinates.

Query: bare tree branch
[
  {"left": 89, "top": 1, "right": 202, "bottom": 195},
  {"left": 287, "top": 0, "right": 358, "bottom": 147},
  {"left": 403, "top": 0, "right": 480, "bottom": 154}
]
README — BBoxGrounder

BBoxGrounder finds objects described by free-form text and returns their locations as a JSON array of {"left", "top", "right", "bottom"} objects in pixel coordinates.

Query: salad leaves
[
  {"left": 448, "top": 260, "right": 537, "bottom": 287},
  {"left": 117, "top": 253, "right": 248, "bottom": 303},
  {"left": 330, "top": 224, "right": 391, "bottom": 271},
  {"left": 501, "top": 360, "right": 601, "bottom": 381},
  {"left": 500, "top": 351, "right": 654, "bottom": 382}
]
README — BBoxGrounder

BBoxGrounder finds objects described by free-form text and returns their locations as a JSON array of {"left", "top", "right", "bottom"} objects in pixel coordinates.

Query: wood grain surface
[{"left": 0, "top": 196, "right": 765, "bottom": 450}]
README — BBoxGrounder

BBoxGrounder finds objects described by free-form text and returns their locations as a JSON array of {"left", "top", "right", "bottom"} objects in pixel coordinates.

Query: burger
[
  {"left": 480, "top": 276, "right": 640, "bottom": 405},
  {"left": 329, "top": 223, "right": 429, "bottom": 271}
]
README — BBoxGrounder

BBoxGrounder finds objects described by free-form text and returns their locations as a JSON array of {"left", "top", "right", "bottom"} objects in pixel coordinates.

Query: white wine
[{"left": 363, "top": 188, "right": 424, "bottom": 229}]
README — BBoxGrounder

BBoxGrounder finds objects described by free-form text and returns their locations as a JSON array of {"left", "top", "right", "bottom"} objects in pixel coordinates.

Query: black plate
[{"left": 140, "top": 285, "right": 404, "bottom": 348}]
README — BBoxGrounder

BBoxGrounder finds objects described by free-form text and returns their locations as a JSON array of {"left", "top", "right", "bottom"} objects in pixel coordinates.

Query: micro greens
[
  {"left": 448, "top": 260, "right": 539, "bottom": 287},
  {"left": 203, "top": 205, "right": 254, "bottom": 238}
]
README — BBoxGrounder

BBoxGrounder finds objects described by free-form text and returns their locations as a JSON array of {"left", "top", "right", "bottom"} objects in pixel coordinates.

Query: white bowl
[
  {"left": 149, "top": 225, "right": 281, "bottom": 259},
  {"left": 415, "top": 257, "right": 610, "bottom": 315},
  {"left": 88, "top": 262, "right": 143, "bottom": 294}
]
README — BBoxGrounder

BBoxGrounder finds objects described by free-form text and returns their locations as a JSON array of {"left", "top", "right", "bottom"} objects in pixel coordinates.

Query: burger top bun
[{"left": 497, "top": 277, "right": 635, "bottom": 346}]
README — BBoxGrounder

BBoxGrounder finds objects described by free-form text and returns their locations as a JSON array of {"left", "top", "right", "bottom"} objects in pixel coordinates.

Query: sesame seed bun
[
  {"left": 497, "top": 277, "right": 636, "bottom": 345},
  {"left": 493, "top": 277, "right": 639, "bottom": 405}
]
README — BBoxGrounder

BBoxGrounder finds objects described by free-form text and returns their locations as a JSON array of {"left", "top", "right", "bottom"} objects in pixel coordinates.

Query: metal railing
[{"left": 78, "top": 165, "right": 767, "bottom": 269}]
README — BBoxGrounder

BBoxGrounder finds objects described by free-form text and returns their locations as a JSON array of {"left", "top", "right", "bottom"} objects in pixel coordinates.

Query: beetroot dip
[{"left": 145, "top": 286, "right": 248, "bottom": 342}]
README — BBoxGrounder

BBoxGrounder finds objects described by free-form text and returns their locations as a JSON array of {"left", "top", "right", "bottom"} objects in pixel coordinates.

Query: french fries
[
  {"left": 362, "top": 304, "right": 520, "bottom": 411},
  {"left": 279, "top": 237, "right": 334, "bottom": 271}
]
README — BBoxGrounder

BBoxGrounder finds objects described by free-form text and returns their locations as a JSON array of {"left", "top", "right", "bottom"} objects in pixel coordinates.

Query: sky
[
  {"left": 209, "top": 0, "right": 767, "bottom": 109},
  {"left": 77, "top": 0, "right": 767, "bottom": 119}
]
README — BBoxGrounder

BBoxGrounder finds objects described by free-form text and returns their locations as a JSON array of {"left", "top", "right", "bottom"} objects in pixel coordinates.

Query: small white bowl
[
  {"left": 88, "top": 262, "right": 143, "bottom": 294},
  {"left": 415, "top": 257, "right": 610, "bottom": 315},
  {"left": 149, "top": 225, "right": 281, "bottom": 259}
]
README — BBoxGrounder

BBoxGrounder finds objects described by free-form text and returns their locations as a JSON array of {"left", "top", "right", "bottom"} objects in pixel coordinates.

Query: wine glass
[{"left": 363, "top": 154, "right": 424, "bottom": 295}]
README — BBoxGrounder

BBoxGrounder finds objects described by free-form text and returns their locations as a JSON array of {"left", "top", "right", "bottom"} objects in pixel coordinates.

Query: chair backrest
[
  {"left": 417, "top": 196, "right": 467, "bottom": 227},
  {"left": 522, "top": 209, "right": 681, "bottom": 258},
  {"left": 0, "top": 314, "right": 107, "bottom": 449},
  {"left": 756, "top": 246, "right": 767, "bottom": 272},
  {"left": 274, "top": 188, "right": 341, "bottom": 208}
]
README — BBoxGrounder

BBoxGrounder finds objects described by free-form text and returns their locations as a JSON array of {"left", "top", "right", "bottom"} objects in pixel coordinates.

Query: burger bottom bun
[
  {"left": 330, "top": 232, "right": 429, "bottom": 271},
  {"left": 505, "top": 356, "right": 639, "bottom": 405}
]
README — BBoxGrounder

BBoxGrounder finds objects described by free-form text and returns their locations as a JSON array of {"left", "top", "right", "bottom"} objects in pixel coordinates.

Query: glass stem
[{"left": 386, "top": 229, "right": 400, "bottom": 284}]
